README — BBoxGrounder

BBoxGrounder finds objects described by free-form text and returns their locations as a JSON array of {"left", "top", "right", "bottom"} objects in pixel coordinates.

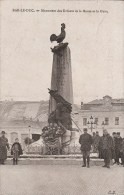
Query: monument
[{"left": 41, "top": 24, "right": 79, "bottom": 154}]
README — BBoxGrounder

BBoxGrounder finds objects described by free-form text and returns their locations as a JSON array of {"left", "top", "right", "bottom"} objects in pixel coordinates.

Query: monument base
[{"left": 61, "top": 130, "right": 80, "bottom": 154}]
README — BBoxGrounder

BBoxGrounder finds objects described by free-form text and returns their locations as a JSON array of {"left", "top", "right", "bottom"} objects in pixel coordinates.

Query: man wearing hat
[
  {"left": 112, "top": 132, "right": 117, "bottom": 164},
  {"left": 0, "top": 131, "right": 9, "bottom": 164},
  {"left": 79, "top": 128, "right": 93, "bottom": 168},
  {"left": 114, "top": 132, "right": 122, "bottom": 165},
  {"left": 99, "top": 129, "right": 114, "bottom": 168}
]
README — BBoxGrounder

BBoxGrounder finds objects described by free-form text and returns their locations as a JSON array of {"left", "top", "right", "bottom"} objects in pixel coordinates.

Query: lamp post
[
  {"left": 87, "top": 116, "right": 96, "bottom": 132},
  {"left": 28, "top": 125, "right": 31, "bottom": 139},
  {"left": 28, "top": 125, "right": 31, "bottom": 150}
]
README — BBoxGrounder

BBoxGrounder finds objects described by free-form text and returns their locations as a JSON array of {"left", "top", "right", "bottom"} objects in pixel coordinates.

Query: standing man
[
  {"left": 93, "top": 131, "right": 100, "bottom": 153},
  {"left": 112, "top": 132, "right": 117, "bottom": 164},
  {"left": 114, "top": 132, "right": 122, "bottom": 165},
  {"left": 120, "top": 138, "right": 124, "bottom": 167},
  {"left": 79, "top": 128, "right": 93, "bottom": 168},
  {"left": 99, "top": 129, "right": 114, "bottom": 168},
  {"left": 92, "top": 132, "right": 96, "bottom": 153},
  {"left": 0, "top": 131, "right": 9, "bottom": 165}
]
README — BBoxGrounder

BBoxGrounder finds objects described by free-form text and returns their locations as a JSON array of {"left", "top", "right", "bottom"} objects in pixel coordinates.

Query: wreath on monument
[{"left": 41, "top": 123, "right": 66, "bottom": 154}]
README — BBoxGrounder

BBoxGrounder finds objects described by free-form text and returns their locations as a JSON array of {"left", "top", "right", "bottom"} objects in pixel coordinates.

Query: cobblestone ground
[{"left": 0, "top": 164, "right": 124, "bottom": 195}]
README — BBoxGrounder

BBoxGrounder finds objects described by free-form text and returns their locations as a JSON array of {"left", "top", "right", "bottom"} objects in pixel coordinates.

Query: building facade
[
  {"left": 0, "top": 100, "right": 80, "bottom": 148},
  {"left": 1, "top": 96, "right": 123, "bottom": 147},
  {"left": 0, "top": 100, "right": 49, "bottom": 148},
  {"left": 77, "top": 96, "right": 124, "bottom": 136}
]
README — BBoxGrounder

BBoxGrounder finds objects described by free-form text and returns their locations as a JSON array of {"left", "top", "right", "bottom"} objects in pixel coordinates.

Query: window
[
  {"left": 115, "top": 117, "right": 119, "bottom": 125},
  {"left": 105, "top": 117, "right": 109, "bottom": 125},
  {"left": 95, "top": 118, "right": 98, "bottom": 125},
  {"left": 83, "top": 118, "right": 87, "bottom": 126}
]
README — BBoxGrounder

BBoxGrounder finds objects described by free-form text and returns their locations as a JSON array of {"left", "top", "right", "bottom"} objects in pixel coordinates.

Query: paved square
[{"left": 0, "top": 165, "right": 124, "bottom": 195}]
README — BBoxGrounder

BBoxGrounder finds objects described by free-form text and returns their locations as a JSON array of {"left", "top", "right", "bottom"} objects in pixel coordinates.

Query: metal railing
[{"left": 21, "top": 143, "right": 81, "bottom": 155}]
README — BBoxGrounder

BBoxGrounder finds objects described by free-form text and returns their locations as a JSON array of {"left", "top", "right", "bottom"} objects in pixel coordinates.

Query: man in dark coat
[
  {"left": 79, "top": 128, "right": 93, "bottom": 168},
  {"left": 99, "top": 129, "right": 114, "bottom": 168},
  {"left": 120, "top": 138, "right": 124, "bottom": 166},
  {"left": 112, "top": 132, "right": 117, "bottom": 164},
  {"left": 92, "top": 132, "right": 96, "bottom": 152},
  {"left": 93, "top": 131, "right": 100, "bottom": 153},
  {"left": 114, "top": 132, "right": 123, "bottom": 165},
  {"left": 0, "top": 131, "right": 9, "bottom": 165}
]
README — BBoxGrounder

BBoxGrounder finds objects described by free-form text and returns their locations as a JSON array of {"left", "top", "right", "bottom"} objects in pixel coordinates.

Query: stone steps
[
  {"left": 5, "top": 155, "right": 104, "bottom": 166},
  {"left": 7, "top": 153, "right": 98, "bottom": 159}
]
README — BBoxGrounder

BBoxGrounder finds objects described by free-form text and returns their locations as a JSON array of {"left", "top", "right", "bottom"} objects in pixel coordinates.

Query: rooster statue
[{"left": 50, "top": 23, "right": 66, "bottom": 44}]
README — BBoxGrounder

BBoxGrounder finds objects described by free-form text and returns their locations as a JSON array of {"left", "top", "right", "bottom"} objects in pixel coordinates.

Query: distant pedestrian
[
  {"left": 99, "top": 129, "right": 114, "bottom": 168},
  {"left": 11, "top": 138, "right": 23, "bottom": 165},
  {"left": 79, "top": 128, "right": 93, "bottom": 168},
  {"left": 92, "top": 132, "right": 96, "bottom": 152},
  {"left": 93, "top": 131, "right": 100, "bottom": 153},
  {"left": 112, "top": 132, "right": 117, "bottom": 144},
  {"left": 120, "top": 138, "right": 124, "bottom": 167},
  {"left": 112, "top": 132, "right": 117, "bottom": 164},
  {"left": 114, "top": 132, "right": 122, "bottom": 165},
  {"left": 0, "top": 131, "right": 9, "bottom": 165}
]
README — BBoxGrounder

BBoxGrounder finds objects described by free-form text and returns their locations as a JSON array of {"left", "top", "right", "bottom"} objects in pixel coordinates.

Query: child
[{"left": 11, "top": 138, "right": 23, "bottom": 165}]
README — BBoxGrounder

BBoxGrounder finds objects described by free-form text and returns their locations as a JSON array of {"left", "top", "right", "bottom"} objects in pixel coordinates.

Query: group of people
[
  {"left": 0, "top": 131, "right": 23, "bottom": 165},
  {"left": 79, "top": 128, "right": 124, "bottom": 168},
  {"left": 0, "top": 129, "right": 124, "bottom": 167}
]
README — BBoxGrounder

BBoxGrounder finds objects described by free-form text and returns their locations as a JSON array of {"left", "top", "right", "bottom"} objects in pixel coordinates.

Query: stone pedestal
[
  {"left": 61, "top": 130, "right": 72, "bottom": 154},
  {"left": 69, "top": 131, "right": 81, "bottom": 154},
  {"left": 49, "top": 46, "right": 73, "bottom": 113},
  {"left": 61, "top": 130, "right": 72, "bottom": 145},
  {"left": 61, "top": 131, "right": 81, "bottom": 154},
  {"left": 48, "top": 44, "right": 79, "bottom": 154}
]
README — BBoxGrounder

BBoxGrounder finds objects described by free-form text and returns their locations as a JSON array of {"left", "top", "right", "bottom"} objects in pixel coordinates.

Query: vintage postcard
[{"left": 0, "top": 0, "right": 124, "bottom": 195}]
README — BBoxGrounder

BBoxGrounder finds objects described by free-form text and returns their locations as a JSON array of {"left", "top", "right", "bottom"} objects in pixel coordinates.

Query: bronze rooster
[{"left": 50, "top": 23, "right": 66, "bottom": 44}]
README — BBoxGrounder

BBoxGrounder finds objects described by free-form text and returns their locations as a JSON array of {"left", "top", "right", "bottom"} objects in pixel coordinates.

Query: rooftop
[
  {"left": 0, "top": 100, "right": 80, "bottom": 127},
  {"left": 81, "top": 96, "right": 124, "bottom": 111}
]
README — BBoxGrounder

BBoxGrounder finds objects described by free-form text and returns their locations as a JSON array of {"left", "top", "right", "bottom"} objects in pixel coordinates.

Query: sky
[{"left": 1, "top": 1, "right": 124, "bottom": 104}]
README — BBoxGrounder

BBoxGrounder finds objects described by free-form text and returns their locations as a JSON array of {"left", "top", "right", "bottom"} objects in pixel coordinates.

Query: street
[{"left": 0, "top": 164, "right": 124, "bottom": 195}]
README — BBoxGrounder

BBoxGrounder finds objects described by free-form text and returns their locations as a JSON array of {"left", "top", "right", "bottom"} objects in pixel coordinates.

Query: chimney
[{"left": 81, "top": 102, "right": 83, "bottom": 109}]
